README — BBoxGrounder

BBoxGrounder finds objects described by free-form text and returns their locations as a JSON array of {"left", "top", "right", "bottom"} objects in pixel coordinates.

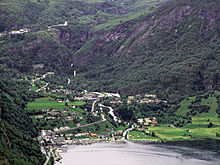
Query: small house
[
  {"left": 151, "top": 121, "right": 158, "bottom": 125},
  {"left": 144, "top": 118, "right": 152, "bottom": 125},
  {"left": 11, "top": 30, "right": 21, "bottom": 35},
  {"left": 57, "top": 99, "right": 63, "bottom": 102},
  {"left": 138, "top": 118, "right": 144, "bottom": 124},
  {"left": 114, "top": 130, "right": 123, "bottom": 136},
  {"left": 90, "top": 133, "right": 97, "bottom": 137}
]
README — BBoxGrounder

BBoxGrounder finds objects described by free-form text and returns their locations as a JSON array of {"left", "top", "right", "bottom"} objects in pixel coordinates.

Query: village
[
  {"left": 26, "top": 71, "right": 220, "bottom": 165},
  {"left": 20, "top": 70, "right": 220, "bottom": 165},
  {"left": 38, "top": 117, "right": 159, "bottom": 163},
  {"left": 26, "top": 72, "right": 170, "bottom": 163}
]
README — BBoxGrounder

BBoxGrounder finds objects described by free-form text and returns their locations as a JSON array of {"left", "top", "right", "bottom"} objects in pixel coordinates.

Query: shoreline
[
  {"left": 61, "top": 137, "right": 220, "bottom": 147},
  {"left": 129, "top": 137, "right": 220, "bottom": 143},
  {"left": 54, "top": 137, "right": 220, "bottom": 164},
  {"left": 58, "top": 138, "right": 220, "bottom": 165}
]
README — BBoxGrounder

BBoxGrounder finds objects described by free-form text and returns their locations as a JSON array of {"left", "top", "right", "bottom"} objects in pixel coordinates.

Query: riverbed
[{"left": 59, "top": 139, "right": 220, "bottom": 165}]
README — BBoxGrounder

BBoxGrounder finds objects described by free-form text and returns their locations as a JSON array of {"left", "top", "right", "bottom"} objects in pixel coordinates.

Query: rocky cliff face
[
  {"left": 57, "top": 27, "right": 91, "bottom": 51},
  {"left": 75, "top": 0, "right": 220, "bottom": 62}
]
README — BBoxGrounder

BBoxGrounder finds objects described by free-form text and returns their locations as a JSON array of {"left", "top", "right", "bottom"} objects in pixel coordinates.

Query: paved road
[
  {"left": 91, "top": 100, "right": 97, "bottom": 114},
  {"left": 56, "top": 99, "right": 107, "bottom": 133},
  {"left": 42, "top": 147, "right": 50, "bottom": 165},
  {"left": 122, "top": 125, "right": 134, "bottom": 141}
]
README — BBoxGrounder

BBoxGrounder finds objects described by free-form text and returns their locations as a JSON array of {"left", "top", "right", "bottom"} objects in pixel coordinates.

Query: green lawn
[
  {"left": 176, "top": 96, "right": 195, "bottom": 116},
  {"left": 26, "top": 97, "right": 66, "bottom": 110},
  {"left": 198, "top": 96, "right": 218, "bottom": 117},
  {"left": 26, "top": 97, "right": 86, "bottom": 111},
  {"left": 147, "top": 117, "right": 220, "bottom": 141},
  {"left": 147, "top": 126, "right": 191, "bottom": 141},
  {"left": 68, "top": 101, "right": 86, "bottom": 106},
  {"left": 185, "top": 116, "right": 220, "bottom": 138},
  {"left": 148, "top": 122, "right": 220, "bottom": 141},
  {"left": 128, "top": 130, "right": 158, "bottom": 141},
  {"left": 150, "top": 94, "right": 220, "bottom": 141}
]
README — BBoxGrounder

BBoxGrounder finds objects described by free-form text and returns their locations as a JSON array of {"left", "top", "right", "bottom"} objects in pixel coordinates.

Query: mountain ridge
[{"left": 70, "top": 0, "right": 220, "bottom": 96}]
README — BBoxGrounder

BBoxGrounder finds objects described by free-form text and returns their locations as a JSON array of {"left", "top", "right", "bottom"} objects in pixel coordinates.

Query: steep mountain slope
[
  {"left": 0, "top": 0, "right": 167, "bottom": 74},
  {"left": 0, "top": 1, "right": 170, "bottom": 163},
  {"left": 72, "top": 0, "right": 220, "bottom": 96},
  {"left": 1, "top": 0, "right": 220, "bottom": 96},
  {"left": 0, "top": 0, "right": 167, "bottom": 32},
  {"left": 0, "top": 69, "right": 45, "bottom": 164}
]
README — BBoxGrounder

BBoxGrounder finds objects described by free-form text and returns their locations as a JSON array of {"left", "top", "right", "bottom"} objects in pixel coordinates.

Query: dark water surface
[{"left": 60, "top": 139, "right": 220, "bottom": 165}]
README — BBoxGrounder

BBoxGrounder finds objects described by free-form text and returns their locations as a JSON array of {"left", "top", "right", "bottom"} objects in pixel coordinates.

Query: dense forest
[
  {"left": 0, "top": 68, "right": 45, "bottom": 164},
  {"left": 71, "top": 0, "right": 220, "bottom": 97}
]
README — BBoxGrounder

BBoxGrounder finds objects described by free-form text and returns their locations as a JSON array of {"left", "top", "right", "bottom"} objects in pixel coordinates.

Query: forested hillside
[
  {"left": 72, "top": 0, "right": 220, "bottom": 97},
  {"left": 1, "top": 0, "right": 220, "bottom": 163},
  {"left": 0, "top": 0, "right": 167, "bottom": 74},
  {"left": 1, "top": 0, "right": 220, "bottom": 95},
  {"left": 0, "top": 68, "right": 45, "bottom": 164}
]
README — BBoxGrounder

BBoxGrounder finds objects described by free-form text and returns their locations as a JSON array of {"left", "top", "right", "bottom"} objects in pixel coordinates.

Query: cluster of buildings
[
  {"left": 35, "top": 108, "right": 78, "bottom": 122},
  {"left": 38, "top": 128, "right": 124, "bottom": 160},
  {"left": 48, "top": 21, "right": 68, "bottom": 29},
  {"left": 39, "top": 130, "right": 113, "bottom": 163},
  {"left": 74, "top": 91, "right": 121, "bottom": 101},
  {"left": 74, "top": 93, "right": 101, "bottom": 101},
  {"left": 0, "top": 28, "right": 29, "bottom": 38},
  {"left": 127, "top": 94, "right": 167, "bottom": 104},
  {"left": 10, "top": 28, "right": 29, "bottom": 35},
  {"left": 137, "top": 117, "right": 158, "bottom": 126}
]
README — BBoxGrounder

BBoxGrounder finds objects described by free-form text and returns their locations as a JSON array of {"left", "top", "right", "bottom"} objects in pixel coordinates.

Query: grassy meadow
[
  {"left": 128, "top": 130, "right": 159, "bottom": 141},
  {"left": 26, "top": 97, "right": 86, "bottom": 111},
  {"left": 133, "top": 94, "right": 220, "bottom": 142}
]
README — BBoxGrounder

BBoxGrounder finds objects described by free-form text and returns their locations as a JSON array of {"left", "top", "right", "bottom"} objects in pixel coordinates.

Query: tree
[
  {"left": 152, "top": 132, "right": 156, "bottom": 137},
  {"left": 208, "top": 122, "right": 213, "bottom": 128}
]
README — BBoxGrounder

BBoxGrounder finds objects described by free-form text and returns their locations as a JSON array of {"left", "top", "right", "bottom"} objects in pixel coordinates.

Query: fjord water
[{"left": 60, "top": 140, "right": 220, "bottom": 165}]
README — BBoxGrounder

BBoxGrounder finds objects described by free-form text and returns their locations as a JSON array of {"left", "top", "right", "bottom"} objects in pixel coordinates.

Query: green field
[
  {"left": 147, "top": 94, "right": 220, "bottom": 141},
  {"left": 92, "top": 10, "right": 152, "bottom": 31},
  {"left": 26, "top": 97, "right": 65, "bottom": 110},
  {"left": 176, "top": 96, "right": 195, "bottom": 116},
  {"left": 26, "top": 97, "right": 86, "bottom": 111},
  {"left": 128, "top": 130, "right": 158, "bottom": 141},
  {"left": 147, "top": 120, "right": 220, "bottom": 141},
  {"left": 199, "top": 96, "right": 218, "bottom": 117},
  {"left": 68, "top": 101, "right": 86, "bottom": 106},
  {"left": 147, "top": 126, "right": 190, "bottom": 141}
]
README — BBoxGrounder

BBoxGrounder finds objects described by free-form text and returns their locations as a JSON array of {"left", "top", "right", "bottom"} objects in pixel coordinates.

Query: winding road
[
  {"left": 91, "top": 100, "right": 98, "bottom": 115},
  {"left": 55, "top": 100, "right": 106, "bottom": 133}
]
